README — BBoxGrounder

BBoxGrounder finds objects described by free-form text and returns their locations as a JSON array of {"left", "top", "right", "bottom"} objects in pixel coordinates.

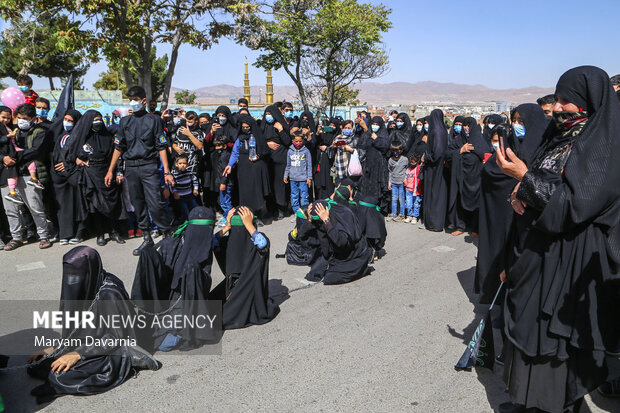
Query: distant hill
[{"left": 170, "top": 81, "right": 553, "bottom": 105}]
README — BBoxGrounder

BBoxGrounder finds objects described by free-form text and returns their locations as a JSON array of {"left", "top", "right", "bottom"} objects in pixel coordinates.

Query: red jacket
[{"left": 405, "top": 165, "right": 423, "bottom": 196}]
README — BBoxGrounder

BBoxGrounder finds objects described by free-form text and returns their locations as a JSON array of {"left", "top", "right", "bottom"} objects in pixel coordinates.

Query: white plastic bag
[{"left": 347, "top": 149, "right": 363, "bottom": 176}]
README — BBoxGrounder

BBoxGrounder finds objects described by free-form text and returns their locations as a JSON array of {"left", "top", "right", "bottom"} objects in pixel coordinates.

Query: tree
[
  {"left": 174, "top": 90, "right": 196, "bottom": 104},
  {"left": 0, "top": 12, "right": 89, "bottom": 90},
  {"left": 320, "top": 85, "right": 360, "bottom": 106},
  {"left": 235, "top": 0, "right": 391, "bottom": 113}
]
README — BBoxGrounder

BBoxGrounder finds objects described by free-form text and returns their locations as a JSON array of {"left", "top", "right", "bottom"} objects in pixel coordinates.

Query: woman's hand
[
  {"left": 344, "top": 144, "right": 354, "bottom": 153},
  {"left": 76, "top": 158, "right": 89, "bottom": 167},
  {"left": 28, "top": 347, "right": 54, "bottom": 363},
  {"left": 315, "top": 203, "right": 330, "bottom": 222},
  {"left": 54, "top": 162, "right": 65, "bottom": 172},
  {"left": 238, "top": 206, "right": 257, "bottom": 235},
  {"left": 3, "top": 156, "right": 16, "bottom": 167},
  {"left": 222, "top": 165, "right": 232, "bottom": 177},
  {"left": 496, "top": 143, "right": 528, "bottom": 181},
  {"left": 319, "top": 145, "right": 327, "bottom": 152},
  {"left": 274, "top": 122, "right": 284, "bottom": 133},
  {"left": 211, "top": 123, "right": 221, "bottom": 134},
  {"left": 499, "top": 270, "right": 507, "bottom": 283},
  {"left": 510, "top": 182, "right": 527, "bottom": 215},
  {"left": 267, "top": 141, "right": 280, "bottom": 151},
  {"left": 50, "top": 351, "right": 81, "bottom": 373},
  {"left": 371, "top": 132, "right": 377, "bottom": 140},
  {"left": 460, "top": 143, "right": 474, "bottom": 154}
]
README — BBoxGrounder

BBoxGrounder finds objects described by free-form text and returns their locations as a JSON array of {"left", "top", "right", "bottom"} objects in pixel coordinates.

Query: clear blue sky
[{"left": 3, "top": 0, "right": 619, "bottom": 91}]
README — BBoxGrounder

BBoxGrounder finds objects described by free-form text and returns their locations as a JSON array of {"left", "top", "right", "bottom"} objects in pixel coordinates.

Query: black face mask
[
  {"left": 91, "top": 122, "right": 103, "bottom": 133},
  {"left": 200, "top": 123, "right": 210, "bottom": 131},
  {"left": 241, "top": 127, "right": 251, "bottom": 135}
]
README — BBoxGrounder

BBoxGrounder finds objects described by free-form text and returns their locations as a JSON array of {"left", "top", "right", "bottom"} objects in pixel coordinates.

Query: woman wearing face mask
[
  {"left": 211, "top": 106, "right": 237, "bottom": 148},
  {"left": 356, "top": 116, "right": 390, "bottom": 205},
  {"left": 223, "top": 114, "right": 271, "bottom": 224},
  {"left": 314, "top": 118, "right": 340, "bottom": 199},
  {"left": 389, "top": 112, "right": 413, "bottom": 147},
  {"left": 483, "top": 113, "right": 503, "bottom": 147},
  {"left": 406, "top": 117, "right": 427, "bottom": 157},
  {"left": 328, "top": 120, "right": 357, "bottom": 186},
  {"left": 261, "top": 105, "right": 291, "bottom": 220},
  {"left": 496, "top": 66, "right": 620, "bottom": 413},
  {"left": 73, "top": 110, "right": 125, "bottom": 246},
  {"left": 50, "top": 109, "right": 85, "bottom": 245}
]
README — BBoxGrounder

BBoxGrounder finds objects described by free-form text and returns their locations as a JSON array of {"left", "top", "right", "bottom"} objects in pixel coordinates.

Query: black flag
[
  {"left": 52, "top": 74, "right": 74, "bottom": 124},
  {"left": 454, "top": 282, "right": 503, "bottom": 371}
]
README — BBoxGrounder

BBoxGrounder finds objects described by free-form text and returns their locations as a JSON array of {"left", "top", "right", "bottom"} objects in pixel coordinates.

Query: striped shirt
[{"left": 171, "top": 169, "right": 199, "bottom": 196}]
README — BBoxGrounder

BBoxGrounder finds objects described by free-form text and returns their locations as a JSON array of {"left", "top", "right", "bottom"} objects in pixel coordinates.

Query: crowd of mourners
[{"left": 0, "top": 66, "right": 619, "bottom": 413}]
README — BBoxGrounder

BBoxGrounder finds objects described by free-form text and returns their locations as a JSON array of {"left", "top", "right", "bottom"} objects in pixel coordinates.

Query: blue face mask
[
  {"left": 113, "top": 117, "right": 120, "bottom": 125},
  {"left": 63, "top": 121, "right": 74, "bottom": 131},
  {"left": 393, "top": 151, "right": 401, "bottom": 157},
  {"left": 513, "top": 123, "right": 526, "bottom": 139},
  {"left": 265, "top": 114, "right": 274, "bottom": 124},
  {"left": 371, "top": 125, "right": 380, "bottom": 133},
  {"left": 129, "top": 99, "right": 143, "bottom": 112},
  {"left": 453, "top": 125, "right": 462, "bottom": 134},
  {"left": 396, "top": 121, "right": 404, "bottom": 129},
  {"left": 36, "top": 108, "right": 49, "bottom": 118},
  {"left": 18, "top": 85, "right": 30, "bottom": 93},
  {"left": 424, "top": 124, "right": 429, "bottom": 132},
  {"left": 284, "top": 111, "right": 293, "bottom": 119},
  {"left": 342, "top": 129, "right": 353, "bottom": 136}
]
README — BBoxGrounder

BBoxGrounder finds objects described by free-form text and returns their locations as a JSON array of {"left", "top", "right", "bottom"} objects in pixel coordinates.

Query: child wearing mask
[
  {"left": 284, "top": 131, "right": 312, "bottom": 223},
  {"left": 387, "top": 140, "right": 408, "bottom": 221},
  {"left": 329, "top": 120, "right": 357, "bottom": 185},
  {"left": 172, "top": 111, "right": 205, "bottom": 176},
  {"left": 16, "top": 74, "right": 39, "bottom": 106},
  {"left": 0, "top": 106, "right": 43, "bottom": 206},
  {"left": 404, "top": 153, "right": 423, "bottom": 224}
]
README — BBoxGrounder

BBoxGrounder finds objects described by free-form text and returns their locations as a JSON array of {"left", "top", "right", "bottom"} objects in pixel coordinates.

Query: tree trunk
[
  {"left": 123, "top": 67, "right": 134, "bottom": 89},
  {"left": 160, "top": 29, "right": 182, "bottom": 110},
  {"left": 48, "top": 77, "right": 55, "bottom": 90}
]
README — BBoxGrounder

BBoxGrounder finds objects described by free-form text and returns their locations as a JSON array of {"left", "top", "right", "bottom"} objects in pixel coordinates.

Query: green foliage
[
  {"left": 320, "top": 85, "right": 360, "bottom": 106},
  {"left": 175, "top": 90, "right": 196, "bottom": 105},
  {"left": 0, "top": 11, "right": 89, "bottom": 89}
]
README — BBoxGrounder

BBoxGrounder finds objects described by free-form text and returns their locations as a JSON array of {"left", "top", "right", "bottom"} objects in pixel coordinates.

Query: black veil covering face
[
  {"left": 422, "top": 109, "right": 449, "bottom": 231},
  {"left": 473, "top": 103, "right": 548, "bottom": 304},
  {"left": 501, "top": 66, "right": 620, "bottom": 412},
  {"left": 30, "top": 247, "right": 159, "bottom": 402},
  {"left": 357, "top": 116, "right": 390, "bottom": 199},
  {"left": 233, "top": 113, "right": 271, "bottom": 218},
  {"left": 211, "top": 207, "right": 279, "bottom": 329},
  {"left": 356, "top": 194, "right": 387, "bottom": 251},
  {"left": 406, "top": 116, "right": 428, "bottom": 156},
  {"left": 286, "top": 205, "right": 321, "bottom": 266},
  {"left": 332, "top": 185, "right": 356, "bottom": 212},
  {"left": 314, "top": 117, "right": 340, "bottom": 199}
]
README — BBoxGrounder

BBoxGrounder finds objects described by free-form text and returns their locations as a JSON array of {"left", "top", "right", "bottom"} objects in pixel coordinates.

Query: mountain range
[{"left": 170, "top": 80, "right": 554, "bottom": 106}]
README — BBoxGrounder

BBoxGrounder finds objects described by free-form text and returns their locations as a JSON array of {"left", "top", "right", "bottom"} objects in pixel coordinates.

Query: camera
[
  {"left": 300, "top": 119, "right": 310, "bottom": 129},
  {"left": 169, "top": 109, "right": 179, "bottom": 116}
]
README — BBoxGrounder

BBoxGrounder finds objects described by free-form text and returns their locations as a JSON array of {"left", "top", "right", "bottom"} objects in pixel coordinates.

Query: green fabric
[
  {"left": 359, "top": 200, "right": 380, "bottom": 212},
  {"left": 173, "top": 219, "right": 215, "bottom": 236},
  {"left": 335, "top": 189, "right": 347, "bottom": 200},
  {"left": 230, "top": 215, "right": 257, "bottom": 226},
  {"left": 296, "top": 209, "right": 307, "bottom": 220}
]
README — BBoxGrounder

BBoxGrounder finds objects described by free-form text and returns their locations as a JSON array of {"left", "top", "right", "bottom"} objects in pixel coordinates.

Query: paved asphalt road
[{"left": 0, "top": 218, "right": 618, "bottom": 412}]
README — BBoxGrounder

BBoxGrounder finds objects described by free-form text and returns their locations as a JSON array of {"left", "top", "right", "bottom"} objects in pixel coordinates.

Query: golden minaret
[
  {"left": 243, "top": 60, "right": 251, "bottom": 103},
  {"left": 266, "top": 69, "right": 274, "bottom": 104}
]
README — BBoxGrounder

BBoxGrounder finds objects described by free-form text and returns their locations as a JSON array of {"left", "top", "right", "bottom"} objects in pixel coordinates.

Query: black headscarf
[
  {"left": 261, "top": 104, "right": 290, "bottom": 137},
  {"left": 508, "top": 103, "right": 548, "bottom": 164},
  {"left": 237, "top": 113, "right": 268, "bottom": 157},
  {"left": 299, "top": 110, "right": 317, "bottom": 134},
  {"left": 214, "top": 105, "right": 238, "bottom": 144},
  {"left": 449, "top": 115, "right": 466, "bottom": 139},
  {"left": 389, "top": 112, "right": 412, "bottom": 146},
  {"left": 426, "top": 110, "right": 448, "bottom": 162}
]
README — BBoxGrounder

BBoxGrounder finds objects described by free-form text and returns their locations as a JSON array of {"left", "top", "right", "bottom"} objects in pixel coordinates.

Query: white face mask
[
  {"left": 416, "top": 125, "right": 423, "bottom": 132},
  {"left": 492, "top": 142, "right": 500, "bottom": 150},
  {"left": 17, "top": 118, "right": 32, "bottom": 130},
  {"left": 63, "top": 120, "right": 74, "bottom": 131},
  {"left": 129, "top": 99, "right": 144, "bottom": 111},
  {"left": 219, "top": 116, "right": 227, "bottom": 125},
  {"left": 488, "top": 123, "right": 495, "bottom": 130}
]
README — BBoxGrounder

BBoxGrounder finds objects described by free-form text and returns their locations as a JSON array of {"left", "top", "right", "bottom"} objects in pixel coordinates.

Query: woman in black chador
[
  {"left": 27, "top": 246, "right": 159, "bottom": 404},
  {"left": 73, "top": 110, "right": 125, "bottom": 245},
  {"left": 303, "top": 199, "right": 370, "bottom": 285},
  {"left": 261, "top": 105, "right": 291, "bottom": 219},
  {"left": 496, "top": 66, "right": 620, "bottom": 413},
  {"left": 211, "top": 206, "right": 279, "bottom": 329},
  {"left": 421, "top": 109, "right": 449, "bottom": 231},
  {"left": 314, "top": 118, "right": 340, "bottom": 200},
  {"left": 356, "top": 116, "right": 390, "bottom": 206},
  {"left": 446, "top": 116, "right": 490, "bottom": 235}
]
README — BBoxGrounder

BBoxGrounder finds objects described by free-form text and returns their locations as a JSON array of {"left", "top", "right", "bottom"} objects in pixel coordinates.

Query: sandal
[
  {"left": 39, "top": 238, "right": 52, "bottom": 249},
  {"left": 4, "top": 239, "right": 24, "bottom": 251}
]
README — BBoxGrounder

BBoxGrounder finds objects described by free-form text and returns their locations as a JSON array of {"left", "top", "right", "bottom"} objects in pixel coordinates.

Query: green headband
[
  {"left": 335, "top": 189, "right": 347, "bottom": 201},
  {"left": 359, "top": 200, "right": 380, "bottom": 212},
  {"left": 310, "top": 202, "right": 331, "bottom": 220},
  {"left": 230, "top": 215, "right": 257, "bottom": 226},
  {"left": 173, "top": 219, "right": 215, "bottom": 236},
  {"left": 296, "top": 209, "right": 308, "bottom": 220}
]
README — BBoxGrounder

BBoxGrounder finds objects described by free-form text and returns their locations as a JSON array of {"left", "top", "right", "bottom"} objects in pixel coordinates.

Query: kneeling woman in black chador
[
  {"left": 303, "top": 200, "right": 370, "bottom": 285},
  {"left": 132, "top": 207, "right": 220, "bottom": 351},
  {"left": 356, "top": 194, "right": 387, "bottom": 261},
  {"left": 28, "top": 246, "right": 159, "bottom": 404},
  {"left": 285, "top": 205, "right": 321, "bottom": 267},
  {"left": 211, "top": 206, "right": 279, "bottom": 329},
  {"left": 496, "top": 66, "right": 620, "bottom": 413},
  {"left": 72, "top": 110, "right": 125, "bottom": 245}
]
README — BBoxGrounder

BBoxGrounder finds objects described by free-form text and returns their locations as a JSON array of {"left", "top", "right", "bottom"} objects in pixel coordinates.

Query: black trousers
[
  {"left": 125, "top": 162, "right": 170, "bottom": 232},
  {"left": 52, "top": 173, "right": 82, "bottom": 239}
]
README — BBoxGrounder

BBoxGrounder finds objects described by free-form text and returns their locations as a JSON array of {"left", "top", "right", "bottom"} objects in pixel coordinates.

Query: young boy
[
  {"left": 0, "top": 105, "right": 43, "bottom": 206},
  {"left": 213, "top": 136, "right": 232, "bottom": 227},
  {"left": 284, "top": 131, "right": 312, "bottom": 223},
  {"left": 404, "top": 153, "right": 423, "bottom": 224},
  {"left": 387, "top": 140, "right": 408, "bottom": 221},
  {"left": 170, "top": 154, "right": 199, "bottom": 222},
  {"left": 16, "top": 74, "right": 39, "bottom": 106}
]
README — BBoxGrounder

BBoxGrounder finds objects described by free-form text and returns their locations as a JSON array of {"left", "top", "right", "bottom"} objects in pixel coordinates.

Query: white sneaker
[
  {"left": 411, "top": 217, "right": 418, "bottom": 224},
  {"left": 387, "top": 214, "right": 395, "bottom": 221},
  {"left": 404, "top": 217, "right": 412, "bottom": 223}
]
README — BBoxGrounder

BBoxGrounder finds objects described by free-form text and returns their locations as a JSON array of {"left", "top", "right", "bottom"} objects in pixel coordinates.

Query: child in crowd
[
  {"left": 0, "top": 105, "right": 43, "bottom": 206},
  {"left": 172, "top": 111, "right": 205, "bottom": 175},
  {"left": 404, "top": 153, "right": 423, "bottom": 224},
  {"left": 171, "top": 154, "right": 199, "bottom": 222},
  {"left": 387, "top": 140, "right": 408, "bottom": 221},
  {"left": 284, "top": 131, "right": 312, "bottom": 223},
  {"left": 213, "top": 136, "right": 232, "bottom": 227},
  {"left": 16, "top": 74, "right": 39, "bottom": 106}
]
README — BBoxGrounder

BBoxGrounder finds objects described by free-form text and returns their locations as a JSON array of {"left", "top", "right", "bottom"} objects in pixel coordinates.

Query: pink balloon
[{"left": 1, "top": 87, "right": 26, "bottom": 110}]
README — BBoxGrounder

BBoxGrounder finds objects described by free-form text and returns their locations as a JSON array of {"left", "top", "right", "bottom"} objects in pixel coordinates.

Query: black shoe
[
  {"left": 498, "top": 402, "right": 526, "bottom": 413},
  {"left": 150, "top": 229, "right": 161, "bottom": 239},
  {"left": 110, "top": 232, "right": 125, "bottom": 244},
  {"left": 598, "top": 376, "right": 620, "bottom": 398},
  {"left": 495, "top": 353, "right": 505, "bottom": 366},
  {"left": 133, "top": 233, "right": 154, "bottom": 256},
  {"left": 97, "top": 234, "right": 107, "bottom": 246}
]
